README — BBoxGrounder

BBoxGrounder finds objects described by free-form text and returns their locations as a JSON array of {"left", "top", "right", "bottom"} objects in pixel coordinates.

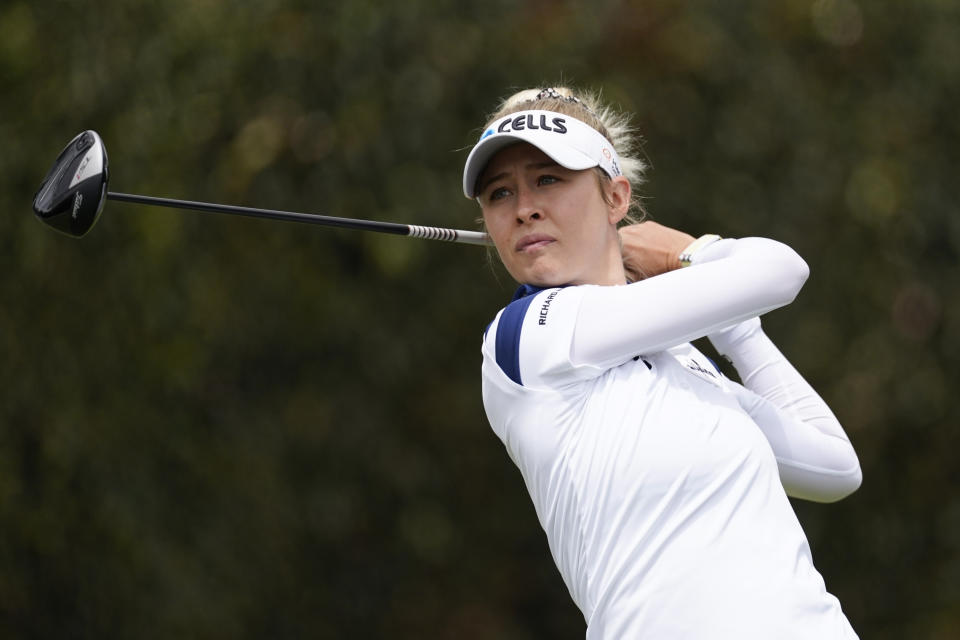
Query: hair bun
[{"left": 534, "top": 88, "right": 581, "bottom": 103}]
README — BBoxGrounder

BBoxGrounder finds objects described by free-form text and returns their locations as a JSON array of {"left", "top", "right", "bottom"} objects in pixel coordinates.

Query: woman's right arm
[{"left": 570, "top": 228, "right": 810, "bottom": 369}]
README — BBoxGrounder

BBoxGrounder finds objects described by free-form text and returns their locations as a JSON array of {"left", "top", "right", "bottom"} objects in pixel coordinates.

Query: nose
[{"left": 515, "top": 187, "right": 542, "bottom": 224}]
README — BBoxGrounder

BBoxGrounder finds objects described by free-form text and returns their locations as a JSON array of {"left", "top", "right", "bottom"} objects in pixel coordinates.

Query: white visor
[{"left": 462, "top": 109, "right": 622, "bottom": 198}]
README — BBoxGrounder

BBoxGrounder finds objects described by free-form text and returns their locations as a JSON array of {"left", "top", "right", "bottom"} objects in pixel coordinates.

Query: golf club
[{"left": 32, "top": 130, "right": 491, "bottom": 245}]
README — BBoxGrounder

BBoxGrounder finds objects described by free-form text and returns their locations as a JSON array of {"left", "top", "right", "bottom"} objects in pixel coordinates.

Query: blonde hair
[{"left": 481, "top": 86, "right": 648, "bottom": 224}]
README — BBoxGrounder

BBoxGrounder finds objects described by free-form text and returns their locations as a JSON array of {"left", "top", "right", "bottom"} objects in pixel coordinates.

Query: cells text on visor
[{"left": 497, "top": 114, "right": 568, "bottom": 134}]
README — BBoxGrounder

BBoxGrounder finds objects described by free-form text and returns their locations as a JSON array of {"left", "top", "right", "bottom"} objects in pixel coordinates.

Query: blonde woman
[{"left": 463, "top": 87, "right": 862, "bottom": 639}]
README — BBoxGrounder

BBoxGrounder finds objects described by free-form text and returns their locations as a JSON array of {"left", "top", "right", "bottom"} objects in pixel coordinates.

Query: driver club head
[{"left": 32, "top": 130, "right": 109, "bottom": 238}]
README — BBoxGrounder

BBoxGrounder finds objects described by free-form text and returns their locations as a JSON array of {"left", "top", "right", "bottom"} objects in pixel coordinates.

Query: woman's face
[{"left": 477, "top": 143, "right": 630, "bottom": 287}]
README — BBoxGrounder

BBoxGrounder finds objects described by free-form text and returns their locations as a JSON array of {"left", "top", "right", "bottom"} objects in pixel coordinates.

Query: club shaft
[{"left": 106, "top": 192, "right": 490, "bottom": 246}]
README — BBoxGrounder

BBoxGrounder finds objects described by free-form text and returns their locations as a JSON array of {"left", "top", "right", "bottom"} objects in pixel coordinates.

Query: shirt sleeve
[
  {"left": 484, "top": 236, "right": 811, "bottom": 389},
  {"left": 708, "top": 318, "right": 862, "bottom": 502},
  {"left": 569, "top": 236, "right": 810, "bottom": 369},
  {"left": 484, "top": 286, "right": 604, "bottom": 388}
]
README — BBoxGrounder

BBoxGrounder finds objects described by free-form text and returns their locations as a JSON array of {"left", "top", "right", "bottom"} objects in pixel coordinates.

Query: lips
[{"left": 515, "top": 233, "right": 556, "bottom": 252}]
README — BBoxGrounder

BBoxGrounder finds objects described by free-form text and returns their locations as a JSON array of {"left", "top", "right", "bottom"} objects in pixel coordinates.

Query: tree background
[{"left": 1, "top": 0, "right": 956, "bottom": 637}]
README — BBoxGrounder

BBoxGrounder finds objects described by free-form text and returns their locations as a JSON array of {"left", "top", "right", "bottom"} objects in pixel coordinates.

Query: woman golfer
[{"left": 463, "top": 87, "right": 862, "bottom": 639}]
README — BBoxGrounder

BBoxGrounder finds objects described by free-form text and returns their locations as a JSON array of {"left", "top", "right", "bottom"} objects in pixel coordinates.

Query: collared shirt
[{"left": 480, "top": 238, "right": 859, "bottom": 639}]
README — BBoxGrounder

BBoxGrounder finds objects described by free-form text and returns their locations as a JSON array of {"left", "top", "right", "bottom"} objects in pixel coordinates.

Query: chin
[
  {"left": 516, "top": 267, "right": 569, "bottom": 288},
  {"left": 504, "top": 252, "right": 574, "bottom": 287}
]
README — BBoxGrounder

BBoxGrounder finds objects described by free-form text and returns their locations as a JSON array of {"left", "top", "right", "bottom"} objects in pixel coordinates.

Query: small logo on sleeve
[
  {"left": 677, "top": 355, "right": 725, "bottom": 389},
  {"left": 538, "top": 289, "right": 559, "bottom": 325}
]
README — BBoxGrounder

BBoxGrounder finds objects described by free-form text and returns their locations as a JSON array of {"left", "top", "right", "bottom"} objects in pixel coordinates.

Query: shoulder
[{"left": 483, "top": 285, "right": 589, "bottom": 387}]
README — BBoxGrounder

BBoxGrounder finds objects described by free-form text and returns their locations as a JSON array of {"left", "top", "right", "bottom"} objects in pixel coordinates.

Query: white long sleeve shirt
[{"left": 480, "top": 237, "right": 861, "bottom": 639}]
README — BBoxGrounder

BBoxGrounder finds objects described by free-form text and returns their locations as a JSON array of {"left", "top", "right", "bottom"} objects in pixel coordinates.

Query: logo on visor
[
  {"left": 480, "top": 128, "right": 494, "bottom": 141},
  {"left": 497, "top": 114, "right": 568, "bottom": 135}
]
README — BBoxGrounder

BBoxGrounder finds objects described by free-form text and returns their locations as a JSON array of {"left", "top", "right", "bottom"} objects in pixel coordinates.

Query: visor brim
[{"left": 462, "top": 131, "right": 598, "bottom": 198}]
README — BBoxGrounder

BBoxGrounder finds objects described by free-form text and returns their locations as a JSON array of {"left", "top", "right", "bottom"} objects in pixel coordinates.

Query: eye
[
  {"left": 537, "top": 174, "right": 560, "bottom": 186},
  {"left": 488, "top": 186, "right": 511, "bottom": 202}
]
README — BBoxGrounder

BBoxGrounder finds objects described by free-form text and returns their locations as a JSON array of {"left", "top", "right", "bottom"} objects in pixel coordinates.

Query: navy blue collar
[
  {"left": 511, "top": 284, "right": 549, "bottom": 302},
  {"left": 512, "top": 278, "right": 633, "bottom": 302},
  {"left": 512, "top": 283, "right": 579, "bottom": 301}
]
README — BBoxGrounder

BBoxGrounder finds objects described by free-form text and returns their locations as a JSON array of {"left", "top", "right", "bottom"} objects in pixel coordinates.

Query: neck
[{"left": 573, "top": 230, "right": 629, "bottom": 286}]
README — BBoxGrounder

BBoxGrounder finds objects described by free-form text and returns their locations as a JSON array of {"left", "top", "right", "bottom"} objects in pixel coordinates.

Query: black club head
[{"left": 32, "top": 130, "right": 109, "bottom": 238}]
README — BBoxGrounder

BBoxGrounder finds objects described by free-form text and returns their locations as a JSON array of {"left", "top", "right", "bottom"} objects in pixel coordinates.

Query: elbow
[
  {"left": 809, "top": 437, "right": 864, "bottom": 503},
  {"left": 787, "top": 254, "right": 810, "bottom": 300},
  {"left": 755, "top": 241, "right": 809, "bottom": 307},
  {"left": 734, "top": 238, "right": 811, "bottom": 308},
  {"left": 817, "top": 465, "right": 862, "bottom": 503},
  {"left": 781, "top": 456, "right": 863, "bottom": 504},
  {"left": 773, "top": 245, "right": 810, "bottom": 305}
]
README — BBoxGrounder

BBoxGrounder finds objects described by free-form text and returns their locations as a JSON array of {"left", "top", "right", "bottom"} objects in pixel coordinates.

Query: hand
[{"left": 619, "top": 221, "right": 696, "bottom": 280}]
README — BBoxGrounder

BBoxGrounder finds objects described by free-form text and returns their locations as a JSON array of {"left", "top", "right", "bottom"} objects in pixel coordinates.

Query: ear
[{"left": 604, "top": 175, "right": 632, "bottom": 225}]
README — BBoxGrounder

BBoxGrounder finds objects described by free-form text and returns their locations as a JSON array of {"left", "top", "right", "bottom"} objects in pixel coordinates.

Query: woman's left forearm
[{"left": 710, "top": 319, "right": 862, "bottom": 501}]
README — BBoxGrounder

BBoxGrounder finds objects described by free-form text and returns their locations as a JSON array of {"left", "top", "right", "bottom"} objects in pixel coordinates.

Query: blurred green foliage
[{"left": 1, "top": 0, "right": 957, "bottom": 637}]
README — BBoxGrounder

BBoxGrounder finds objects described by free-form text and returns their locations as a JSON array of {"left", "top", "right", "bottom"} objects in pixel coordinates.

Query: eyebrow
[{"left": 478, "top": 160, "right": 560, "bottom": 195}]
